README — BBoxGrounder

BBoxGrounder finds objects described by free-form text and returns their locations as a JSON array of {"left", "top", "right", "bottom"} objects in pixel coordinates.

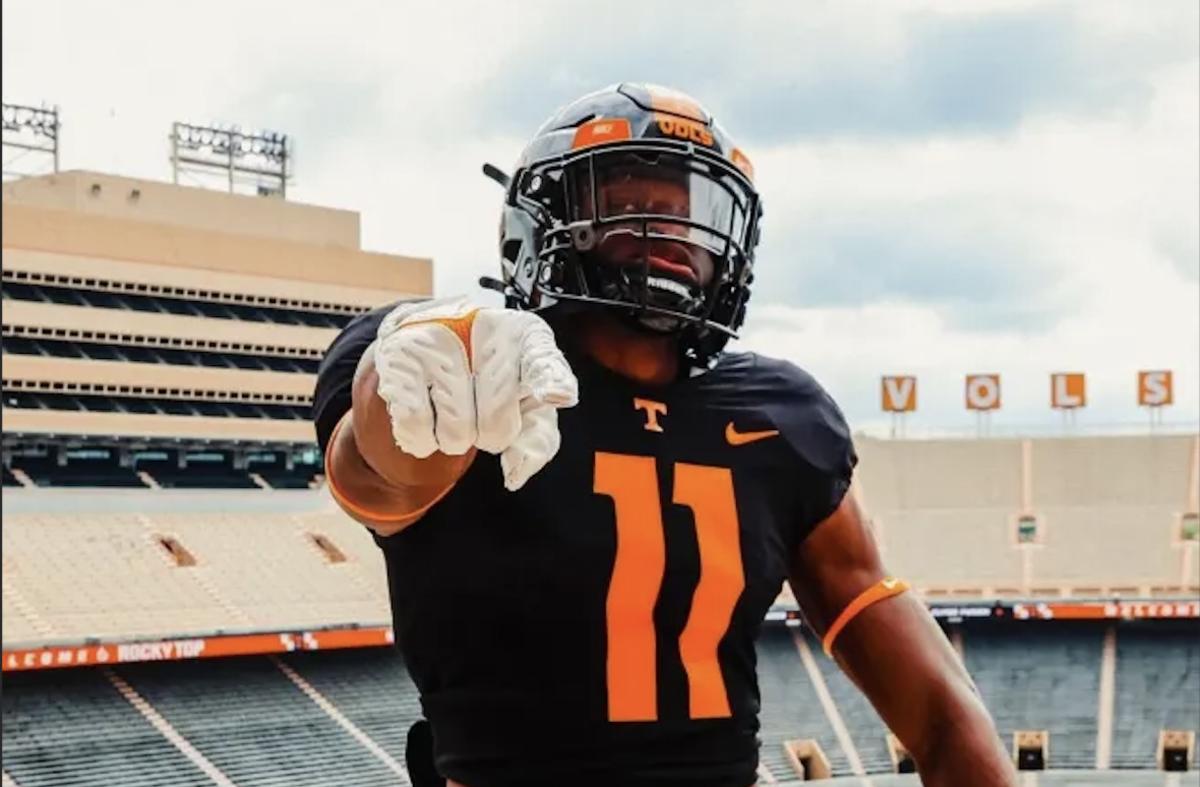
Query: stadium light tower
[
  {"left": 2, "top": 102, "right": 60, "bottom": 181},
  {"left": 169, "top": 121, "right": 292, "bottom": 198}
]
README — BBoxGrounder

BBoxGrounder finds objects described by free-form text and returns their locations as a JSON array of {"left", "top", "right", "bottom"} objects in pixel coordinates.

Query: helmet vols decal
[
  {"left": 572, "top": 118, "right": 633, "bottom": 150},
  {"left": 655, "top": 116, "right": 714, "bottom": 147}
]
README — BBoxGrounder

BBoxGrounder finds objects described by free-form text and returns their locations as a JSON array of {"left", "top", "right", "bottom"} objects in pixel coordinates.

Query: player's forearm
[
  {"left": 325, "top": 360, "right": 474, "bottom": 535},
  {"left": 912, "top": 685, "right": 1016, "bottom": 787}
]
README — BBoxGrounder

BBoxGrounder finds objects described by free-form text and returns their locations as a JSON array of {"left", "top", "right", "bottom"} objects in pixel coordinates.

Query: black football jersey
[{"left": 313, "top": 304, "right": 857, "bottom": 787}]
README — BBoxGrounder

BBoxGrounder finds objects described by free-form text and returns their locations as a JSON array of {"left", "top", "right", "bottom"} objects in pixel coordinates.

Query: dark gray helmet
[{"left": 488, "top": 83, "right": 763, "bottom": 367}]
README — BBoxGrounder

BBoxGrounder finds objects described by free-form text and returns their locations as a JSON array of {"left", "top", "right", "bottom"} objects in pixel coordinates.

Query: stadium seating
[
  {"left": 254, "top": 469, "right": 322, "bottom": 489},
  {"left": 1111, "top": 621, "right": 1200, "bottom": 770},
  {"left": 145, "top": 510, "right": 389, "bottom": 630},
  {"left": 1, "top": 512, "right": 233, "bottom": 644},
  {"left": 1, "top": 666, "right": 214, "bottom": 786},
  {"left": 5, "top": 627, "right": 1196, "bottom": 784},
  {"left": 145, "top": 470, "right": 260, "bottom": 489},
  {"left": 3, "top": 428, "right": 1196, "bottom": 781},
  {"left": 1, "top": 500, "right": 390, "bottom": 645},
  {"left": 9, "top": 456, "right": 148, "bottom": 489},
  {"left": 963, "top": 622, "right": 1105, "bottom": 770},
  {"left": 854, "top": 434, "right": 1198, "bottom": 596},
  {"left": 855, "top": 437, "right": 1026, "bottom": 590},
  {"left": 756, "top": 627, "right": 853, "bottom": 778},
  {"left": 802, "top": 629, "right": 894, "bottom": 773},
  {"left": 116, "top": 656, "right": 400, "bottom": 786},
  {"left": 1030, "top": 436, "right": 1193, "bottom": 588},
  {"left": 280, "top": 647, "right": 424, "bottom": 766}
]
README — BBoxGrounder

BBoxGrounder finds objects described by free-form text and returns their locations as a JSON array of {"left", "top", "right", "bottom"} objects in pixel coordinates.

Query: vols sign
[
  {"left": 881, "top": 376, "right": 917, "bottom": 412},
  {"left": 1051, "top": 373, "right": 1086, "bottom": 409},
  {"left": 965, "top": 374, "right": 1002, "bottom": 411},
  {"left": 1138, "top": 370, "right": 1173, "bottom": 407}
]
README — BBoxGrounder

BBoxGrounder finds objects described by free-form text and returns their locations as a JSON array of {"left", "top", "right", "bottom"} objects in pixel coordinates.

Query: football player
[{"left": 313, "top": 84, "right": 1016, "bottom": 787}]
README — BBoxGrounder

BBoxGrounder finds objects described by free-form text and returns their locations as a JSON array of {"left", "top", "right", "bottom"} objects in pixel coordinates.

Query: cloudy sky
[{"left": 4, "top": 0, "right": 1197, "bottom": 436}]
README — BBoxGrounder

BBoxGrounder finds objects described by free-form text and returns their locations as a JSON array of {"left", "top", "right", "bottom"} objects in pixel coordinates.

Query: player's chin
[{"left": 595, "top": 235, "right": 711, "bottom": 289}]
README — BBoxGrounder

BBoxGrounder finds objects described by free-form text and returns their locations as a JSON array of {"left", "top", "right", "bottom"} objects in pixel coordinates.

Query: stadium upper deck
[{"left": 1, "top": 170, "right": 431, "bottom": 481}]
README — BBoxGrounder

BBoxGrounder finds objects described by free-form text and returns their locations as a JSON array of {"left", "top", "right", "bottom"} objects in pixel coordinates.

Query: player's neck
[{"left": 576, "top": 312, "right": 680, "bottom": 387}]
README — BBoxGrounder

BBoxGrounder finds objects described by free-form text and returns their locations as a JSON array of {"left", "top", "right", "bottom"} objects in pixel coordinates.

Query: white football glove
[{"left": 372, "top": 297, "right": 579, "bottom": 491}]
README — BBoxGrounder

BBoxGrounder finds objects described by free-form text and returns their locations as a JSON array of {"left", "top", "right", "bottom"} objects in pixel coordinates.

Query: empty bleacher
[
  {"left": 1, "top": 511, "right": 233, "bottom": 643},
  {"left": 1, "top": 494, "right": 390, "bottom": 644},
  {"left": 142, "top": 467, "right": 260, "bottom": 490},
  {"left": 963, "top": 622, "right": 1105, "bottom": 770},
  {"left": 116, "top": 656, "right": 400, "bottom": 786},
  {"left": 4, "top": 446, "right": 323, "bottom": 491},
  {"left": 854, "top": 434, "right": 1198, "bottom": 595},
  {"left": 281, "top": 647, "right": 424, "bottom": 766},
  {"left": 3, "top": 426, "right": 1198, "bottom": 783},
  {"left": 247, "top": 452, "right": 322, "bottom": 489},
  {"left": 3, "top": 622, "right": 1199, "bottom": 784},
  {"left": 802, "top": 629, "right": 894, "bottom": 773},
  {"left": 1112, "top": 621, "right": 1200, "bottom": 770},
  {"left": 756, "top": 626, "right": 852, "bottom": 779},
  {"left": 1, "top": 666, "right": 213, "bottom": 787},
  {"left": 12, "top": 455, "right": 148, "bottom": 489},
  {"left": 855, "top": 437, "right": 1026, "bottom": 590},
  {"left": 1030, "top": 436, "right": 1194, "bottom": 588},
  {"left": 147, "top": 509, "right": 388, "bottom": 630}
]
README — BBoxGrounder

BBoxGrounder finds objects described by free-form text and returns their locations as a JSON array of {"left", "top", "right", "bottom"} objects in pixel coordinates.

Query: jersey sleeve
[
  {"left": 753, "top": 355, "right": 858, "bottom": 543},
  {"left": 311, "top": 303, "right": 397, "bottom": 456}
]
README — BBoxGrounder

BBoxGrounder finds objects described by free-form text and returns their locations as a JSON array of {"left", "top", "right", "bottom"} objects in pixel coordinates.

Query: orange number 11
[{"left": 594, "top": 451, "right": 745, "bottom": 722}]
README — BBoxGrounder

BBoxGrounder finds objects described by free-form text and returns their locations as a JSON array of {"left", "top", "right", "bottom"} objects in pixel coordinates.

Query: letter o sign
[{"left": 965, "top": 374, "right": 1001, "bottom": 411}]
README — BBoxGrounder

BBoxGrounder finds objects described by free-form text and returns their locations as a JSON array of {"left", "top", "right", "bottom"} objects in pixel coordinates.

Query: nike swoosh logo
[
  {"left": 881, "top": 578, "right": 899, "bottom": 590},
  {"left": 725, "top": 423, "right": 780, "bottom": 446}
]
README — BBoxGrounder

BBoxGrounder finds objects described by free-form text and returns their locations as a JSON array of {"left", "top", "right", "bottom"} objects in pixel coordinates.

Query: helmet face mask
[{"left": 497, "top": 84, "right": 762, "bottom": 366}]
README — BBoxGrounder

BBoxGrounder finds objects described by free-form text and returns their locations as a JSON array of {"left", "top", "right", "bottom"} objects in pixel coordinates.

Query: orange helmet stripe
[
  {"left": 730, "top": 148, "right": 755, "bottom": 182},
  {"left": 644, "top": 85, "right": 707, "bottom": 122}
]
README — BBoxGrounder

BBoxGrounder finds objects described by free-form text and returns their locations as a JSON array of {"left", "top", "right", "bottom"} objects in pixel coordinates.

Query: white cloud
[{"left": 737, "top": 52, "right": 1198, "bottom": 431}]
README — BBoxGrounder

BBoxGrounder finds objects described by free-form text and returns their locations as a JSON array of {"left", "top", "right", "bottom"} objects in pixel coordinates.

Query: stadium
[
  {"left": 5, "top": 0, "right": 1200, "bottom": 773},
  {"left": 1, "top": 145, "right": 1197, "bottom": 786}
]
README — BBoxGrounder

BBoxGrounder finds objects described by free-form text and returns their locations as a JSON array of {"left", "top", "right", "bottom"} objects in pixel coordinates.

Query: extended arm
[
  {"left": 789, "top": 494, "right": 1016, "bottom": 786},
  {"left": 320, "top": 301, "right": 578, "bottom": 536},
  {"left": 325, "top": 346, "right": 475, "bottom": 537}
]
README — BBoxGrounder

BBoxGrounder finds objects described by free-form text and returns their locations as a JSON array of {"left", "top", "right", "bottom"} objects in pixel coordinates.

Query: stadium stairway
[
  {"left": 2, "top": 466, "right": 32, "bottom": 488},
  {"left": 756, "top": 627, "right": 852, "bottom": 779},
  {"left": 113, "top": 656, "right": 401, "bottom": 786},
  {"left": 800, "top": 629, "right": 894, "bottom": 773},
  {"left": 281, "top": 648, "right": 424, "bottom": 767},
  {"left": 1111, "top": 620, "right": 1200, "bottom": 770}
]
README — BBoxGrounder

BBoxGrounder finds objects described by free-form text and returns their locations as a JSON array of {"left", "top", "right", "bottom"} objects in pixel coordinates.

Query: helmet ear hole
[{"left": 570, "top": 222, "right": 597, "bottom": 251}]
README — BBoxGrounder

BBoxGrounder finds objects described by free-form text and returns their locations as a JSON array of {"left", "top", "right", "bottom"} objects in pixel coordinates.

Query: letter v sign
[{"left": 881, "top": 376, "right": 917, "bottom": 412}]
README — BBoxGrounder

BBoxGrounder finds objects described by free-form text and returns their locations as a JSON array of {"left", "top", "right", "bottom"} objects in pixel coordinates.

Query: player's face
[{"left": 575, "top": 160, "right": 718, "bottom": 289}]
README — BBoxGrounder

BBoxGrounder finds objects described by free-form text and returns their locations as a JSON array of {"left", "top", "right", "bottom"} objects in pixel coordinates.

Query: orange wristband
[
  {"left": 822, "top": 577, "right": 910, "bottom": 657},
  {"left": 324, "top": 412, "right": 455, "bottom": 526}
]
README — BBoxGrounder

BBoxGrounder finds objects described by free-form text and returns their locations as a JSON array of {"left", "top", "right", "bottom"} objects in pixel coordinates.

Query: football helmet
[{"left": 492, "top": 83, "right": 763, "bottom": 367}]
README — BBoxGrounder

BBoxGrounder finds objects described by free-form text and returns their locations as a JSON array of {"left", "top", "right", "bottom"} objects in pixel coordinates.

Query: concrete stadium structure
[{"left": 2, "top": 169, "right": 430, "bottom": 458}]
